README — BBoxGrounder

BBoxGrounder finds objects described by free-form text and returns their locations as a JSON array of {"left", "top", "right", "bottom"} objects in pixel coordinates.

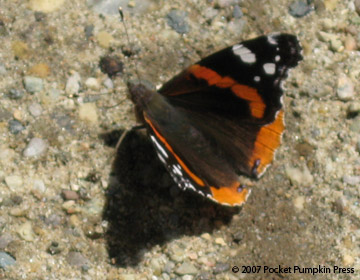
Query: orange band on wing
[
  {"left": 210, "top": 182, "right": 250, "bottom": 206},
  {"left": 188, "top": 64, "right": 265, "bottom": 118},
  {"left": 144, "top": 114, "right": 205, "bottom": 187},
  {"left": 249, "top": 110, "right": 284, "bottom": 175}
]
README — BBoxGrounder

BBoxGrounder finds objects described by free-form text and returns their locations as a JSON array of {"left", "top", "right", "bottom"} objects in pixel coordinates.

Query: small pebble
[
  {"left": 5, "top": 175, "right": 23, "bottom": 191},
  {"left": 32, "top": 179, "right": 46, "bottom": 193},
  {"left": 293, "top": 196, "right": 305, "bottom": 210},
  {"left": 166, "top": 10, "right": 190, "bottom": 34},
  {"left": 344, "top": 35, "right": 357, "bottom": 51},
  {"left": 175, "top": 261, "right": 198, "bottom": 275},
  {"left": 337, "top": 75, "right": 354, "bottom": 101},
  {"left": 342, "top": 254, "right": 354, "bottom": 266},
  {"left": 323, "top": 0, "right": 338, "bottom": 10},
  {"left": 65, "top": 71, "right": 81, "bottom": 95},
  {"left": 347, "top": 102, "right": 360, "bottom": 117},
  {"left": 289, "top": 1, "right": 312, "bottom": 18},
  {"left": 12, "top": 41, "right": 30, "bottom": 59},
  {"left": 24, "top": 76, "right": 44, "bottom": 93},
  {"left": 0, "top": 252, "right": 16, "bottom": 270},
  {"left": 215, "top": 237, "right": 226, "bottom": 246},
  {"left": 330, "top": 37, "right": 344, "bottom": 52},
  {"left": 66, "top": 251, "right": 89, "bottom": 268},
  {"left": 84, "top": 77, "right": 99, "bottom": 90},
  {"left": 61, "top": 189, "right": 79, "bottom": 200},
  {"left": 28, "top": 0, "right": 65, "bottom": 13},
  {"left": 23, "top": 137, "right": 48, "bottom": 157},
  {"left": 17, "top": 221, "right": 36, "bottom": 241},
  {"left": 8, "top": 89, "right": 25, "bottom": 99},
  {"left": 28, "top": 103, "right": 43, "bottom": 117},
  {"left": 79, "top": 103, "right": 98, "bottom": 123},
  {"left": 28, "top": 63, "right": 50, "bottom": 78},
  {"left": 103, "top": 78, "right": 114, "bottom": 89},
  {"left": 201, "top": 233, "right": 211, "bottom": 241},
  {"left": 342, "top": 175, "right": 360, "bottom": 186},
  {"left": 8, "top": 119, "right": 25, "bottom": 134},
  {"left": 150, "top": 257, "right": 163, "bottom": 276},
  {"left": 47, "top": 241, "right": 62, "bottom": 255},
  {"left": 0, "top": 233, "right": 14, "bottom": 250},
  {"left": 350, "top": 116, "right": 360, "bottom": 133},
  {"left": 96, "top": 31, "right": 114, "bottom": 49},
  {"left": 285, "top": 165, "right": 314, "bottom": 185}
]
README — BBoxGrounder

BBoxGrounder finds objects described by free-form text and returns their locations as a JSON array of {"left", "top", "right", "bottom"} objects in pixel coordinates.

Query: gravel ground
[{"left": 0, "top": 0, "right": 359, "bottom": 279}]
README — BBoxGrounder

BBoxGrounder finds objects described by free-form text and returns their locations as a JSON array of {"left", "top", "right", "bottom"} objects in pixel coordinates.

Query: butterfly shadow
[{"left": 101, "top": 129, "right": 239, "bottom": 267}]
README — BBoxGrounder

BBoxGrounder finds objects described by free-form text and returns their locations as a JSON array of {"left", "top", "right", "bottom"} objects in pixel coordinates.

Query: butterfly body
[{"left": 129, "top": 34, "right": 302, "bottom": 206}]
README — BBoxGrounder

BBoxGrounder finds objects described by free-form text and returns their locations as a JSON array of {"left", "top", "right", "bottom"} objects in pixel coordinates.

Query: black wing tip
[{"left": 270, "top": 33, "right": 303, "bottom": 68}]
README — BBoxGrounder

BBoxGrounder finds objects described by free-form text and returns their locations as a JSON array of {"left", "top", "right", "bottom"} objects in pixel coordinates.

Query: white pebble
[
  {"left": 28, "top": 103, "right": 43, "bottom": 117},
  {"left": 103, "top": 78, "right": 113, "bottom": 89},
  {"left": 5, "top": 175, "right": 23, "bottom": 191},
  {"left": 65, "top": 71, "right": 81, "bottom": 95},
  {"left": 85, "top": 77, "right": 100, "bottom": 90},
  {"left": 337, "top": 74, "right": 355, "bottom": 101},
  {"left": 79, "top": 103, "right": 98, "bottom": 123},
  {"left": 23, "top": 138, "right": 48, "bottom": 157}
]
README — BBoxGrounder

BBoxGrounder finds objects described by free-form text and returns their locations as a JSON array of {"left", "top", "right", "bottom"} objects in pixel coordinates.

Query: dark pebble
[
  {"left": 0, "top": 252, "right": 16, "bottom": 270},
  {"left": 214, "top": 262, "right": 230, "bottom": 274},
  {"left": 8, "top": 89, "right": 25, "bottom": 99},
  {"left": 84, "top": 24, "right": 94, "bottom": 39},
  {"left": 61, "top": 189, "right": 79, "bottom": 201},
  {"left": 232, "top": 231, "right": 243, "bottom": 243},
  {"left": 10, "top": 195, "right": 23, "bottom": 205},
  {"left": 47, "top": 241, "right": 62, "bottom": 255},
  {"left": 289, "top": 0, "right": 312, "bottom": 18},
  {"left": 8, "top": 119, "right": 25, "bottom": 134},
  {"left": 99, "top": 55, "right": 124, "bottom": 77},
  {"left": 166, "top": 10, "right": 190, "bottom": 34}
]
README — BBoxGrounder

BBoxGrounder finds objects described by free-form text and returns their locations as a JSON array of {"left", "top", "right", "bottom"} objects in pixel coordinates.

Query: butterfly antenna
[{"left": 118, "top": 7, "right": 141, "bottom": 84}]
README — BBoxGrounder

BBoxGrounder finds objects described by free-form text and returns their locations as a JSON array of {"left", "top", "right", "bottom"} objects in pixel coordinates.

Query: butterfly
[{"left": 127, "top": 34, "right": 302, "bottom": 206}]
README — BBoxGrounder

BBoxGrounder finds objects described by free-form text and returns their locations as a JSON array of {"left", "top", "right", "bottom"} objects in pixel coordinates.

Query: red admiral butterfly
[{"left": 128, "top": 34, "right": 302, "bottom": 206}]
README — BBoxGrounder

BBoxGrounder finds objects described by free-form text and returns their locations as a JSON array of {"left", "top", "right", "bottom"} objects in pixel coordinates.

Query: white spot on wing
[
  {"left": 263, "top": 63, "right": 276, "bottom": 75},
  {"left": 157, "top": 153, "right": 166, "bottom": 164},
  {"left": 150, "top": 135, "right": 168, "bottom": 158},
  {"left": 232, "top": 44, "right": 256, "bottom": 64},
  {"left": 254, "top": 76, "right": 260, "bottom": 82},
  {"left": 267, "top": 35, "right": 278, "bottom": 45},
  {"left": 275, "top": 55, "right": 281, "bottom": 62}
]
